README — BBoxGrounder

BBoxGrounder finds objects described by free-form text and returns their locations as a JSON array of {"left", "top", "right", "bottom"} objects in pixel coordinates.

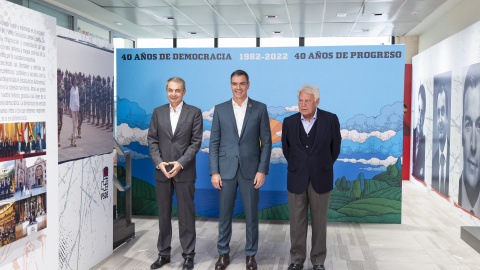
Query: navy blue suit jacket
[{"left": 281, "top": 109, "right": 341, "bottom": 194}]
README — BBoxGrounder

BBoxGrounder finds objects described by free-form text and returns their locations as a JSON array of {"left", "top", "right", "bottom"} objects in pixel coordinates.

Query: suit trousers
[
  {"left": 217, "top": 168, "right": 259, "bottom": 256},
  {"left": 155, "top": 178, "right": 196, "bottom": 259},
  {"left": 288, "top": 181, "right": 330, "bottom": 265}
]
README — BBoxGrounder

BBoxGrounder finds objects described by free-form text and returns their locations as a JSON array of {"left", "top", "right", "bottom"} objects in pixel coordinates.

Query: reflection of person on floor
[{"left": 70, "top": 75, "right": 80, "bottom": 147}]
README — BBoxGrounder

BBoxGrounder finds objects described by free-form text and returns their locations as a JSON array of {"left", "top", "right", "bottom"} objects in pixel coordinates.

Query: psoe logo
[{"left": 101, "top": 166, "right": 108, "bottom": 200}]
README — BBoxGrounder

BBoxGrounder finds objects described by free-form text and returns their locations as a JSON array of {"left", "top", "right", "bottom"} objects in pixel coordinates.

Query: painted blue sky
[{"left": 117, "top": 45, "right": 404, "bottom": 124}]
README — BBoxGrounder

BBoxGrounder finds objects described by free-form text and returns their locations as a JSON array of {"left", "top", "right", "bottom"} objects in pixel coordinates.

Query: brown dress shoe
[
  {"left": 246, "top": 256, "right": 257, "bottom": 270},
  {"left": 215, "top": 254, "right": 230, "bottom": 270}
]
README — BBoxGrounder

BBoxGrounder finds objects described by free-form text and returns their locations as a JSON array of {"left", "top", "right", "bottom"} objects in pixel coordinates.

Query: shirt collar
[
  {"left": 232, "top": 97, "right": 249, "bottom": 108},
  {"left": 169, "top": 101, "right": 184, "bottom": 113},
  {"left": 301, "top": 108, "right": 318, "bottom": 122}
]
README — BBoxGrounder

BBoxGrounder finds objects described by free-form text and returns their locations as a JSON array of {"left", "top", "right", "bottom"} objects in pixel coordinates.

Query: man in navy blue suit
[
  {"left": 282, "top": 85, "right": 341, "bottom": 270},
  {"left": 209, "top": 70, "right": 272, "bottom": 270}
]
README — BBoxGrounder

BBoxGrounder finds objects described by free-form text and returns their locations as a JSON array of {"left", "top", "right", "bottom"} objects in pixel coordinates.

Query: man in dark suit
[
  {"left": 412, "top": 85, "right": 426, "bottom": 181},
  {"left": 432, "top": 84, "right": 450, "bottom": 197},
  {"left": 25, "top": 135, "right": 35, "bottom": 153},
  {"left": 282, "top": 85, "right": 341, "bottom": 270},
  {"left": 458, "top": 63, "right": 480, "bottom": 214},
  {"left": 16, "top": 134, "right": 26, "bottom": 154},
  {"left": 35, "top": 133, "right": 45, "bottom": 151},
  {"left": 209, "top": 70, "right": 272, "bottom": 270},
  {"left": 147, "top": 77, "right": 203, "bottom": 270}
]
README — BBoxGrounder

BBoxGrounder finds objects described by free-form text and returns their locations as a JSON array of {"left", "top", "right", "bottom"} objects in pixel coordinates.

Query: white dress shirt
[
  {"left": 170, "top": 101, "right": 184, "bottom": 135},
  {"left": 301, "top": 109, "right": 318, "bottom": 134},
  {"left": 232, "top": 97, "right": 248, "bottom": 137}
]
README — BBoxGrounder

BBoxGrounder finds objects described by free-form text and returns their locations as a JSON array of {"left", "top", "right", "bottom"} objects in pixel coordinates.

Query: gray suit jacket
[
  {"left": 148, "top": 102, "right": 203, "bottom": 182},
  {"left": 209, "top": 98, "right": 272, "bottom": 180}
]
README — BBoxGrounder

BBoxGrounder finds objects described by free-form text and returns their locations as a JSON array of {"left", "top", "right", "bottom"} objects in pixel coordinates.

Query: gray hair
[
  {"left": 166, "top": 77, "right": 186, "bottom": 91},
  {"left": 297, "top": 85, "right": 320, "bottom": 101}
]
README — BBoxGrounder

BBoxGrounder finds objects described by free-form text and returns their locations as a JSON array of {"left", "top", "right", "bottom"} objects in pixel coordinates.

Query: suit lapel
[
  {"left": 173, "top": 103, "right": 190, "bottom": 137},
  {"left": 239, "top": 99, "right": 253, "bottom": 139},
  {"left": 226, "top": 100, "right": 240, "bottom": 139},
  {"left": 162, "top": 105, "right": 173, "bottom": 138}
]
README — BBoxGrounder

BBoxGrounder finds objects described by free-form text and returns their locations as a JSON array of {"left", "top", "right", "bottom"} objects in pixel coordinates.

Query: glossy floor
[{"left": 93, "top": 181, "right": 480, "bottom": 270}]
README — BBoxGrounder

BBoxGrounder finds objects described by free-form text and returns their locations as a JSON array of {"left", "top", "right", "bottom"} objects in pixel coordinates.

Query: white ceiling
[{"left": 48, "top": 0, "right": 454, "bottom": 39}]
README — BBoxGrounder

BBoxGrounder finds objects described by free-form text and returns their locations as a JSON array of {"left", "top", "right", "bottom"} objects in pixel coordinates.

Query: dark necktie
[{"left": 440, "top": 153, "right": 445, "bottom": 194}]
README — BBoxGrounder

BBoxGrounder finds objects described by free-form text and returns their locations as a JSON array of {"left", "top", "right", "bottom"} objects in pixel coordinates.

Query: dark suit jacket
[
  {"left": 35, "top": 139, "right": 46, "bottom": 151},
  {"left": 209, "top": 98, "right": 272, "bottom": 180},
  {"left": 432, "top": 139, "right": 450, "bottom": 197},
  {"left": 16, "top": 141, "right": 26, "bottom": 153},
  {"left": 147, "top": 102, "right": 203, "bottom": 182},
  {"left": 282, "top": 108, "right": 342, "bottom": 194},
  {"left": 412, "top": 128, "right": 425, "bottom": 181},
  {"left": 25, "top": 142, "right": 34, "bottom": 153}
]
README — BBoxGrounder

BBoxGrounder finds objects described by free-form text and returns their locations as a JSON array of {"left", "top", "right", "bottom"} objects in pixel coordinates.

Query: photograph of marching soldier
[{"left": 57, "top": 36, "right": 114, "bottom": 163}]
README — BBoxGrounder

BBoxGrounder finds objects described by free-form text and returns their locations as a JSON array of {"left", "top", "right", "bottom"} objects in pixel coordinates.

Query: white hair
[{"left": 297, "top": 85, "right": 320, "bottom": 102}]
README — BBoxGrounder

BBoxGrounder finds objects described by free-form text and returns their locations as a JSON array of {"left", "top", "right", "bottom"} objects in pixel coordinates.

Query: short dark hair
[
  {"left": 166, "top": 77, "right": 186, "bottom": 91},
  {"left": 418, "top": 84, "right": 426, "bottom": 111},
  {"left": 231, "top": 70, "right": 249, "bottom": 83},
  {"left": 436, "top": 82, "right": 448, "bottom": 115},
  {"left": 464, "top": 63, "right": 480, "bottom": 106}
]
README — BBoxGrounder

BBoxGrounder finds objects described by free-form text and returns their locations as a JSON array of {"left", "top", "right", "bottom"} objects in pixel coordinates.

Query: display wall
[
  {"left": 117, "top": 45, "right": 405, "bottom": 223},
  {"left": 411, "top": 19, "right": 480, "bottom": 224},
  {"left": 0, "top": 0, "right": 57, "bottom": 268},
  {"left": 56, "top": 27, "right": 114, "bottom": 270}
]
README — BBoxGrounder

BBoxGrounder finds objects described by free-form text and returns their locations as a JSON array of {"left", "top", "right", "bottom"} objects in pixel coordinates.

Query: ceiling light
[
  {"left": 113, "top": 22, "right": 123, "bottom": 26},
  {"left": 273, "top": 31, "right": 282, "bottom": 34},
  {"left": 266, "top": 15, "right": 277, "bottom": 19},
  {"left": 336, "top": 13, "right": 347, "bottom": 17},
  {"left": 412, "top": 11, "right": 419, "bottom": 15},
  {"left": 189, "top": 32, "right": 197, "bottom": 35}
]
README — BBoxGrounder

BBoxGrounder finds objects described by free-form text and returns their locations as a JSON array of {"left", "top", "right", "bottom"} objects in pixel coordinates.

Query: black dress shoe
[
  {"left": 288, "top": 263, "right": 303, "bottom": 270},
  {"left": 183, "top": 258, "right": 194, "bottom": 270},
  {"left": 246, "top": 256, "right": 257, "bottom": 270},
  {"left": 215, "top": 254, "right": 230, "bottom": 270},
  {"left": 150, "top": 256, "right": 170, "bottom": 269},
  {"left": 313, "top": 265, "right": 325, "bottom": 270}
]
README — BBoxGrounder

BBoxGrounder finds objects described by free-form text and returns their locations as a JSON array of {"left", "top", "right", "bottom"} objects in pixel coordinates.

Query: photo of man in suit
[
  {"left": 432, "top": 75, "right": 451, "bottom": 198},
  {"left": 209, "top": 70, "right": 272, "bottom": 270},
  {"left": 25, "top": 135, "right": 35, "bottom": 153},
  {"left": 458, "top": 63, "right": 480, "bottom": 214},
  {"left": 35, "top": 133, "right": 45, "bottom": 152},
  {"left": 147, "top": 77, "right": 203, "bottom": 270},
  {"left": 16, "top": 134, "right": 26, "bottom": 154},
  {"left": 281, "top": 85, "right": 341, "bottom": 270},
  {"left": 412, "top": 85, "right": 426, "bottom": 181}
]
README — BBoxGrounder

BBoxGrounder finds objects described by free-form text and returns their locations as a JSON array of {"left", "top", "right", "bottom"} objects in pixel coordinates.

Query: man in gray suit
[
  {"left": 209, "top": 70, "right": 272, "bottom": 270},
  {"left": 148, "top": 77, "right": 203, "bottom": 270}
]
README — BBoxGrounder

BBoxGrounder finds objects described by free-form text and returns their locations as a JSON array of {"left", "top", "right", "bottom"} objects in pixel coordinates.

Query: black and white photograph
[
  {"left": 432, "top": 71, "right": 452, "bottom": 198},
  {"left": 412, "top": 84, "right": 426, "bottom": 182},
  {"left": 458, "top": 62, "right": 480, "bottom": 214}
]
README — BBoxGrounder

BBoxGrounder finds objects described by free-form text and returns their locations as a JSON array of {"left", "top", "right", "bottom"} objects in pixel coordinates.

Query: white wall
[{"left": 415, "top": 0, "right": 480, "bottom": 53}]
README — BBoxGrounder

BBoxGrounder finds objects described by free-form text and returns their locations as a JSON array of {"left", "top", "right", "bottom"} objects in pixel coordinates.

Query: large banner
[
  {"left": 0, "top": 0, "right": 56, "bottom": 268},
  {"left": 117, "top": 45, "right": 405, "bottom": 223},
  {"left": 412, "top": 20, "right": 480, "bottom": 224}
]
